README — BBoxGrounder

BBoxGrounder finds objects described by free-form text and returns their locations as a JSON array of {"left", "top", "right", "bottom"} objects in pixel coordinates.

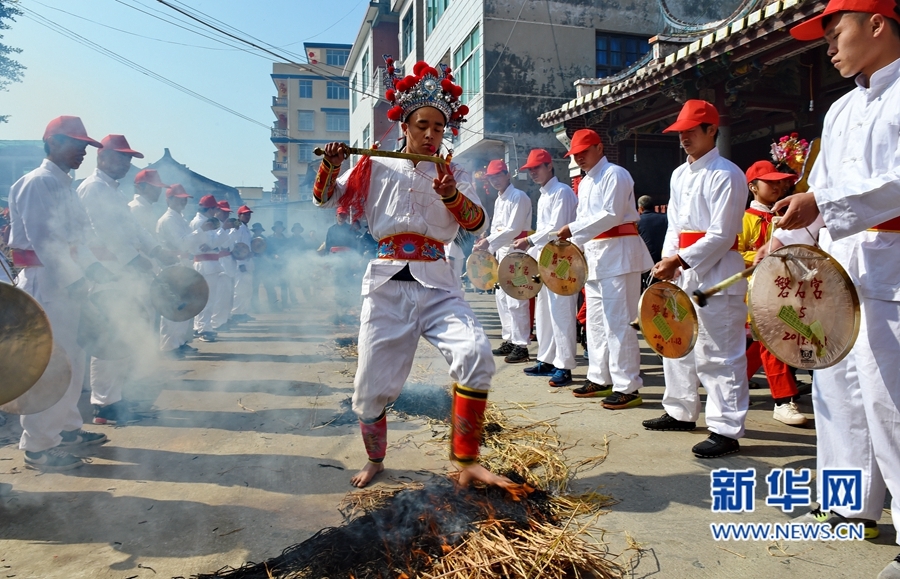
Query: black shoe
[
  {"left": 504, "top": 345, "right": 530, "bottom": 364},
  {"left": 179, "top": 343, "right": 199, "bottom": 353},
  {"left": 92, "top": 401, "right": 139, "bottom": 426},
  {"left": 523, "top": 361, "right": 555, "bottom": 376},
  {"left": 491, "top": 341, "right": 514, "bottom": 356},
  {"left": 602, "top": 391, "right": 643, "bottom": 409},
  {"left": 692, "top": 433, "right": 740, "bottom": 458},
  {"left": 59, "top": 428, "right": 108, "bottom": 446},
  {"left": 24, "top": 448, "right": 83, "bottom": 472},
  {"left": 572, "top": 381, "right": 612, "bottom": 398},
  {"left": 642, "top": 413, "right": 696, "bottom": 431}
]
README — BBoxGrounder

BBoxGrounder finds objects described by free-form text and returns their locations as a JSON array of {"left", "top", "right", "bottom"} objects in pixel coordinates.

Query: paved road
[{"left": 0, "top": 291, "right": 894, "bottom": 578}]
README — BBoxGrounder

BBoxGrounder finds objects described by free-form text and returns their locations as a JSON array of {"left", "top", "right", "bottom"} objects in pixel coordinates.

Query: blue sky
[{"left": 2, "top": 0, "right": 369, "bottom": 187}]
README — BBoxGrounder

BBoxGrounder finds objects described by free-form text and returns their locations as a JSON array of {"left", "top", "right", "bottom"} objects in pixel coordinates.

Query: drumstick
[
  {"left": 313, "top": 145, "right": 448, "bottom": 165},
  {"left": 692, "top": 266, "right": 757, "bottom": 307}
]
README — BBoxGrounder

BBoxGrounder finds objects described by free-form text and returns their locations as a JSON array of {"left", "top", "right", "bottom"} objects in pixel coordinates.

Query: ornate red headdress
[{"left": 383, "top": 56, "right": 469, "bottom": 136}]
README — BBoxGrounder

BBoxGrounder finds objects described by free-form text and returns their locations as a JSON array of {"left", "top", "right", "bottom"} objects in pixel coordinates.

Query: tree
[{"left": 0, "top": 1, "right": 25, "bottom": 123}]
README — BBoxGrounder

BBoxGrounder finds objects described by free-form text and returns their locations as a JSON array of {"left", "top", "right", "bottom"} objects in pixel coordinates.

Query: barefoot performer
[{"left": 315, "top": 58, "right": 510, "bottom": 489}]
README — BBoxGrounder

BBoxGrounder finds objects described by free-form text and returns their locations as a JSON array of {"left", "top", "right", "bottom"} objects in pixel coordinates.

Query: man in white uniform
[
  {"left": 78, "top": 134, "right": 173, "bottom": 425},
  {"left": 157, "top": 184, "right": 201, "bottom": 357},
  {"left": 774, "top": 4, "right": 900, "bottom": 574},
  {"left": 211, "top": 200, "right": 236, "bottom": 332},
  {"left": 128, "top": 169, "right": 167, "bottom": 236},
  {"left": 8, "top": 116, "right": 110, "bottom": 470},
  {"left": 231, "top": 205, "right": 255, "bottom": 322},
  {"left": 473, "top": 159, "right": 533, "bottom": 364},
  {"left": 512, "top": 149, "right": 578, "bottom": 387},
  {"left": 316, "top": 57, "right": 513, "bottom": 492},
  {"left": 644, "top": 100, "right": 749, "bottom": 458},
  {"left": 190, "top": 194, "right": 223, "bottom": 342},
  {"left": 557, "top": 130, "right": 654, "bottom": 405}
]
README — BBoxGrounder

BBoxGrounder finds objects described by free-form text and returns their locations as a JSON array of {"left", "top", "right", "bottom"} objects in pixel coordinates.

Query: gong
[
  {"left": 537, "top": 240, "right": 587, "bottom": 296},
  {"left": 0, "top": 284, "right": 53, "bottom": 405},
  {"left": 150, "top": 265, "right": 210, "bottom": 322},
  {"left": 251, "top": 237, "right": 267, "bottom": 254},
  {"left": 637, "top": 281, "right": 699, "bottom": 359},
  {"left": 465, "top": 250, "right": 499, "bottom": 291},
  {"left": 0, "top": 340, "right": 71, "bottom": 415},
  {"left": 497, "top": 252, "right": 542, "bottom": 300},
  {"left": 231, "top": 242, "right": 251, "bottom": 260}
]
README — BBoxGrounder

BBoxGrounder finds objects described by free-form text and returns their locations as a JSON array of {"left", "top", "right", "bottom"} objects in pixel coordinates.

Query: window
[
  {"left": 426, "top": 0, "right": 450, "bottom": 35},
  {"left": 596, "top": 33, "right": 649, "bottom": 78},
  {"left": 297, "top": 110, "right": 315, "bottom": 131},
  {"left": 362, "top": 125, "right": 371, "bottom": 149},
  {"left": 351, "top": 75, "right": 358, "bottom": 111},
  {"left": 326, "top": 49, "right": 350, "bottom": 66},
  {"left": 454, "top": 25, "right": 481, "bottom": 105},
  {"left": 327, "top": 81, "right": 349, "bottom": 100},
  {"left": 361, "top": 50, "right": 370, "bottom": 94},
  {"left": 298, "top": 79, "right": 313, "bottom": 98},
  {"left": 326, "top": 111, "right": 350, "bottom": 132},
  {"left": 402, "top": 9, "right": 414, "bottom": 59},
  {"left": 298, "top": 143, "right": 315, "bottom": 162}
]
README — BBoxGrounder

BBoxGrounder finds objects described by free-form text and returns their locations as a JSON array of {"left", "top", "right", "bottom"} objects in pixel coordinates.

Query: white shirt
[
  {"left": 569, "top": 158, "right": 653, "bottom": 280},
  {"left": 233, "top": 222, "right": 254, "bottom": 272},
  {"left": 486, "top": 184, "right": 532, "bottom": 255},
  {"left": 78, "top": 169, "right": 158, "bottom": 269},
  {"left": 662, "top": 147, "right": 747, "bottom": 295},
  {"left": 156, "top": 207, "right": 200, "bottom": 259},
  {"left": 321, "top": 156, "right": 487, "bottom": 294},
  {"left": 128, "top": 194, "right": 158, "bottom": 238},
  {"left": 805, "top": 57, "right": 900, "bottom": 301},
  {"left": 218, "top": 226, "right": 238, "bottom": 277},
  {"left": 8, "top": 159, "right": 98, "bottom": 288},
  {"left": 527, "top": 176, "right": 577, "bottom": 259},
  {"left": 188, "top": 211, "right": 225, "bottom": 274}
]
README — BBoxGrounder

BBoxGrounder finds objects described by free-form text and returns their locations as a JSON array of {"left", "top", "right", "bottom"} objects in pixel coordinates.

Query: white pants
[
  {"left": 495, "top": 290, "right": 531, "bottom": 347},
  {"left": 662, "top": 294, "right": 749, "bottom": 438},
  {"left": 160, "top": 316, "right": 192, "bottom": 351},
  {"left": 535, "top": 286, "right": 577, "bottom": 370},
  {"left": 17, "top": 267, "right": 85, "bottom": 452},
  {"left": 352, "top": 281, "right": 495, "bottom": 421},
  {"left": 232, "top": 268, "right": 252, "bottom": 315},
  {"left": 89, "top": 357, "right": 129, "bottom": 406},
  {"left": 813, "top": 298, "right": 900, "bottom": 541},
  {"left": 586, "top": 273, "right": 643, "bottom": 393},
  {"left": 212, "top": 273, "right": 234, "bottom": 329},
  {"left": 194, "top": 270, "right": 220, "bottom": 333}
]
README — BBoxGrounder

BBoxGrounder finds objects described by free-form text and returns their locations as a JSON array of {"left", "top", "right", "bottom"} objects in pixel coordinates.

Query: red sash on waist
[
  {"left": 376, "top": 233, "right": 446, "bottom": 261},
  {"left": 514, "top": 230, "right": 530, "bottom": 240},
  {"left": 194, "top": 253, "right": 221, "bottom": 262},
  {"left": 218, "top": 250, "right": 232, "bottom": 258},
  {"left": 330, "top": 247, "right": 352, "bottom": 253},
  {"left": 90, "top": 246, "right": 118, "bottom": 262},
  {"left": 12, "top": 249, "right": 42, "bottom": 267},
  {"left": 679, "top": 231, "right": 740, "bottom": 251},
  {"left": 593, "top": 222, "right": 639, "bottom": 240},
  {"left": 869, "top": 216, "right": 900, "bottom": 232}
]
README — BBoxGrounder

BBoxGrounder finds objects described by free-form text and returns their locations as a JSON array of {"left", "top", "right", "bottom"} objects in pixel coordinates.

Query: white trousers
[
  {"left": 212, "top": 273, "right": 234, "bottom": 329},
  {"left": 813, "top": 297, "right": 900, "bottom": 541},
  {"left": 17, "top": 267, "right": 85, "bottom": 452},
  {"left": 160, "top": 316, "right": 192, "bottom": 351},
  {"left": 585, "top": 273, "right": 643, "bottom": 393},
  {"left": 662, "top": 294, "right": 749, "bottom": 438},
  {"left": 89, "top": 357, "right": 129, "bottom": 406},
  {"left": 352, "top": 281, "right": 495, "bottom": 421},
  {"left": 232, "top": 269, "right": 252, "bottom": 315},
  {"left": 535, "top": 286, "right": 577, "bottom": 370},
  {"left": 495, "top": 290, "right": 531, "bottom": 347},
  {"left": 194, "top": 270, "right": 221, "bottom": 333}
]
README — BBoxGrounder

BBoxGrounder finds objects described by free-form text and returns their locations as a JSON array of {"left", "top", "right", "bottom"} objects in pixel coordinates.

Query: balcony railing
[
  {"left": 272, "top": 161, "right": 288, "bottom": 171},
  {"left": 270, "top": 191, "right": 288, "bottom": 204},
  {"left": 271, "top": 127, "right": 288, "bottom": 138},
  {"left": 272, "top": 96, "right": 287, "bottom": 107}
]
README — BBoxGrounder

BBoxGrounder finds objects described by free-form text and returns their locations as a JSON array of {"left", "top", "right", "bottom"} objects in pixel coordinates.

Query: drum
[
  {"left": 537, "top": 240, "right": 587, "bottom": 296},
  {"left": 0, "top": 340, "right": 71, "bottom": 415},
  {"left": 749, "top": 244, "right": 859, "bottom": 369},
  {"left": 150, "top": 265, "right": 210, "bottom": 322},
  {"left": 0, "top": 284, "right": 53, "bottom": 406},
  {"left": 251, "top": 237, "right": 267, "bottom": 254},
  {"left": 497, "top": 252, "right": 542, "bottom": 300},
  {"left": 637, "top": 281, "right": 699, "bottom": 359},
  {"left": 232, "top": 242, "right": 251, "bottom": 260},
  {"left": 465, "top": 250, "right": 499, "bottom": 291}
]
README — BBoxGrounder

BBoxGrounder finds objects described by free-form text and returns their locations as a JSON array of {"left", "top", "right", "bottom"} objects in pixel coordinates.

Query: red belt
[
  {"left": 679, "top": 231, "right": 739, "bottom": 251},
  {"left": 194, "top": 253, "right": 221, "bottom": 262},
  {"left": 869, "top": 216, "right": 900, "bottom": 232},
  {"left": 90, "top": 246, "right": 118, "bottom": 262},
  {"left": 514, "top": 230, "right": 530, "bottom": 240},
  {"left": 218, "top": 250, "right": 232, "bottom": 258},
  {"left": 330, "top": 247, "right": 352, "bottom": 253},
  {"left": 594, "top": 222, "right": 639, "bottom": 240},
  {"left": 12, "top": 249, "right": 42, "bottom": 267},
  {"left": 376, "top": 233, "right": 446, "bottom": 261}
]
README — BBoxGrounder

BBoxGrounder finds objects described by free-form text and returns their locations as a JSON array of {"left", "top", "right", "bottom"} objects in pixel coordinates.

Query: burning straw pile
[{"left": 196, "top": 404, "right": 623, "bottom": 579}]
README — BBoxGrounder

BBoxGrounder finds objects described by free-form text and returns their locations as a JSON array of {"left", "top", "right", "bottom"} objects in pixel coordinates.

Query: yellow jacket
[{"left": 737, "top": 201, "right": 777, "bottom": 267}]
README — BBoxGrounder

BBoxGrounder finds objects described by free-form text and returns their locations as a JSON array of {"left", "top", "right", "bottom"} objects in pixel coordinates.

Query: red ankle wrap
[{"left": 450, "top": 384, "right": 488, "bottom": 465}]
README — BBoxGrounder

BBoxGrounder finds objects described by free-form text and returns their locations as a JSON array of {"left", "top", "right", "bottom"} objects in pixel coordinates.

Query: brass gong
[
  {"left": 251, "top": 237, "right": 267, "bottom": 254},
  {"left": 0, "top": 284, "right": 53, "bottom": 405},
  {"left": 0, "top": 340, "right": 71, "bottom": 415},
  {"left": 637, "top": 281, "right": 699, "bottom": 359},
  {"left": 465, "top": 250, "right": 499, "bottom": 291},
  {"left": 150, "top": 265, "right": 210, "bottom": 322},
  {"left": 537, "top": 240, "right": 587, "bottom": 296},
  {"left": 231, "top": 242, "right": 251, "bottom": 260},
  {"left": 497, "top": 252, "right": 542, "bottom": 300}
]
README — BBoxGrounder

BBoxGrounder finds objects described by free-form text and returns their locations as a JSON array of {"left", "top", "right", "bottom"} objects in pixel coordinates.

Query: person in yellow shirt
[{"left": 738, "top": 160, "right": 808, "bottom": 426}]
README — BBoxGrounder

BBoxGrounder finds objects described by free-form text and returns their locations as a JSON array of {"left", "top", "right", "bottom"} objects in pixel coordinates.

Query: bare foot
[
  {"left": 453, "top": 463, "right": 515, "bottom": 489},
  {"left": 350, "top": 461, "right": 384, "bottom": 488}
]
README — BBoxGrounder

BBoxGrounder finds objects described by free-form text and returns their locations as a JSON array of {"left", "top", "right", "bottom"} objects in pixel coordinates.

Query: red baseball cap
[
  {"left": 791, "top": 0, "right": 900, "bottom": 41},
  {"left": 520, "top": 149, "right": 554, "bottom": 170},
  {"left": 237, "top": 205, "right": 253, "bottom": 215},
  {"left": 486, "top": 159, "right": 509, "bottom": 175},
  {"left": 199, "top": 194, "right": 218, "bottom": 209},
  {"left": 663, "top": 100, "right": 720, "bottom": 133},
  {"left": 564, "top": 129, "right": 602, "bottom": 157},
  {"left": 134, "top": 169, "right": 167, "bottom": 187},
  {"left": 166, "top": 184, "right": 192, "bottom": 198},
  {"left": 336, "top": 206, "right": 349, "bottom": 215},
  {"left": 100, "top": 134, "right": 144, "bottom": 158},
  {"left": 42, "top": 116, "right": 102, "bottom": 147},
  {"left": 745, "top": 161, "right": 798, "bottom": 184}
]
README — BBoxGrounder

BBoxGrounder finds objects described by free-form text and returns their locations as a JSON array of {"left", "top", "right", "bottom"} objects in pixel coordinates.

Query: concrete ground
[{"left": 0, "top": 290, "right": 895, "bottom": 579}]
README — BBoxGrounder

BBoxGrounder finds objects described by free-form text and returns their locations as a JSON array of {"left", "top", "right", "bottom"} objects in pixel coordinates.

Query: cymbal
[
  {"left": 0, "top": 284, "right": 54, "bottom": 405},
  {"left": 0, "top": 340, "right": 71, "bottom": 415},
  {"left": 151, "top": 265, "right": 210, "bottom": 322},
  {"left": 537, "top": 240, "right": 587, "bottom": 296},
  {"left": 251, "top": 237, "right": 267, "bottom": 254},
  {"left": 232, "top": 242, "right": 251, "bottom": 260},
  {"left": 497, "top": 252, "right": 542, "bottom": 300},
  {"left": 465, "top": 250, "right": 499, "bottom": 291}
]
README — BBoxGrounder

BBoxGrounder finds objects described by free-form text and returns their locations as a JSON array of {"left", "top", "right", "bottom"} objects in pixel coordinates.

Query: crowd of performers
[{"left": 2, "top": 0, "right": 900, "bottom": 576}]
